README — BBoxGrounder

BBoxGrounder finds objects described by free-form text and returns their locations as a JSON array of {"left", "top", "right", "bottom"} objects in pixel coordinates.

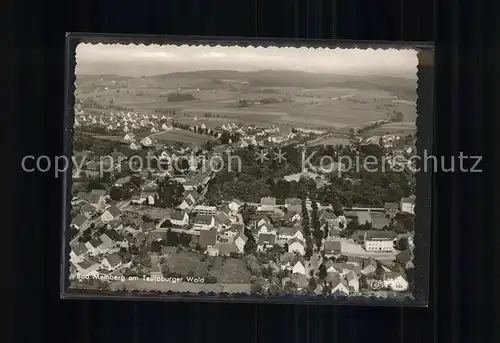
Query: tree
[
  {"left": 395, "top": 237, "right": 409, "bottom": 251},
  {"left": 318, "top": 263, "right": 327, "bottom": 280},
  {"left": 250, "top": 283, "right": 263, "bottom": 293},
  {"left": 283, "top": 281, "right": 298, "bottom": 293},
  {"left": 86, "top": 181, "right": 105, "bottom": 191},
  {"left": 323, "top": 223, "right": 329, "bottom": 238},
  {"left": 322, "top": 284, "right": 332, "bottom": 296},
  {"left": 244, "top": 239, "right": 257, "bottom": 255},
  {"left": 151, "top": 240, "right": 163, "bottom": 254},
  {"left": 308, "top": 277, "right": 317, "bottom": 291},
  {"left": 305, "top": 237, "right": 314, "bottom": 258},
  {"left": 346, "top": 218, "right": 360, "bottom": 231},
  {"left": 375, "top": 262, "right": 385, "bottom": 280}
]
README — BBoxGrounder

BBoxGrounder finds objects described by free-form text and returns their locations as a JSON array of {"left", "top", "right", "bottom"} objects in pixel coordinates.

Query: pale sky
[{"left": 76, "top": 43, "right": 418, "bottom": 77}]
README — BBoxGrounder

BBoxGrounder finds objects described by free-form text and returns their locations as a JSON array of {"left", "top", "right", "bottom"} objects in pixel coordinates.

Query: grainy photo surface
[{"left": 67, "top": 41, "right": 421, "bottom": 301}]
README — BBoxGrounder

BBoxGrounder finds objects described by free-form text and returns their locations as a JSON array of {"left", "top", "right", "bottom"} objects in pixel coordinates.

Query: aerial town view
[{"left": 66, "top": 43, "right": 418, "bottom": 300}]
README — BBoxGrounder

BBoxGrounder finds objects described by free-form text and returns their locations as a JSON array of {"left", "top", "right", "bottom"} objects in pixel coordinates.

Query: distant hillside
[
  {"left": 76, "top": 69, "right": 417, "bottom": 101},
  {"left": 149, "top": 69, "right": 417, "bottom": 101}
]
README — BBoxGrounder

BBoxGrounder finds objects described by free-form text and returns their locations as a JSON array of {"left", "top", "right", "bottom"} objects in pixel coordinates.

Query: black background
[{"left": 5, "top": 0, "right": 498, "bottom": 342}]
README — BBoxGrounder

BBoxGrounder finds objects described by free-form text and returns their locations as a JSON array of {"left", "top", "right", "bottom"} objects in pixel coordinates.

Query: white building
[
  {"left": 288, "top": 238, "right": 306, "bottom": 255},
  {"left": 140, "top": 137, "right": 153, "bottom": 147},
  {"left": 400, "top": 196, "right": 415, "bottom": 214},
  {"left": 363, "top": 231, "right": 396, "bottom": 252},
  {"left": 192, "top": 205, "right": 217, "bottom": 215}
]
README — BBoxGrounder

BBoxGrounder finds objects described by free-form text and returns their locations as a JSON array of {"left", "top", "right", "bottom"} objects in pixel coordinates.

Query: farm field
[
  {"left": 108, "top": 279, "right": 252, "bottom": 293},
  {"left": 75, "top": 70, "right": 417, "bottom": 135},
  {"left": 163, "top": 251, "right": 252, "bottom": 284},
  {"left": 309, "top": 137, "right": 351, "bottom": 146},
  {"left": 152, "top": 129, "right": 214, "bottom": 144},
  {"left": 124, "top": 205, "right": 173, "bottom": 221}
]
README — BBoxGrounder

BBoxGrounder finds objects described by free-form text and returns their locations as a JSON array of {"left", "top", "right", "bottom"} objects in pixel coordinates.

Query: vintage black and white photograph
[{"left": 65, "top": 40, "right": 424, "bottom": 302}]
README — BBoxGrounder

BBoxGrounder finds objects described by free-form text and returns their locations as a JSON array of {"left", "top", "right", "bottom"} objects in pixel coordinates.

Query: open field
[
  {"left": 166, "top": 251, "right": 208, "bottom": 275},
  {"left": 92, "top": 135, "right": 126, "bottom": 142},
  {"left": 309, "top": 137, "right": 351, "bottom": 146},
  {"left": 369, "top": 121, "right": 416, "bottom": 136},
  {"left": 106, "top": 279, "right": 252, "bottom": 293},
  {"left": 163, "top": 251, "right": 252, "bottom": 284},
  {"left": 124, "top": 205, "right": 172, "bottom": 221},
  {"left": 370, "top": 213, "right": 391, "bottom": 229},
  {"left": 208, "top": 258, "right": 252, "bottom": 283},
  {"left": 152, "top": 129, "right": 214, "bottom": 144},
  {"left": 75, "top": 70, "right": 417, "bottom": 134}
]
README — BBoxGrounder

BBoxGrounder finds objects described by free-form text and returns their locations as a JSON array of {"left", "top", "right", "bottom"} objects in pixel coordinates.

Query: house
[
  {"left": 278, "top": 226, "right": 304, "bottom": 243},
  {"left": 323, "top": 260, "right": 338, "bottom": 273},
  {"left": 85, "top": 237, "right": 104, "bottom": 256},
  {"left": 130, "top": 142, "right": 141, "bottom": 150},
  {"left": 124, "top": 133, "right": 135, "bottom": 141},
  {"left": 88, "top": 189, "right": 107, "bottom": 206},
  {"left": 193, "top": 215, "right": 215, "bottom": 231},
  {"left": 140, "top": 191, "right": 156, "bottom": 205},
  {"left": 69, "top": 242, "right": 88, "bottom": 263},
  {"left": 288, "top": 238, "right": 305, "bottom": 255},
  {"left": 106, "top": 228, "right": 127, "bottom": 247},
  {"left": 178, "top": 196, "right": 195, "bottom": 210},
  {"left": 193, "top": 205, "right": 217, "bottom": 215},
  {"left": 141, "top": 222, "right": 156, "bottom": 233},
  {"left": 385, "top": 273, "right": 409, "bottom": 291},
  {"left": 232, "top": 233, "right": 247, "bottom": 253},
  {"left": 345, "top": 271, "right": 360, "bottom": 293},
  {"left": 282, "top": 211, "right": 301, "bottom": 224},
  {"left": 130, "top": 195, "right": 142, "bottom": 204},
  {"left": 74, "top": 191, "right": 89, "bottom": 202},
  {"left": 99, "top": 233, "right": 115, "bottom": 249},
  {"left": 101, "top": 253, "right": 123, "bottom": 271},
  {"left": 101, "top": 205, "right": 122, "bottom": 223},
  {"left": 323, "top": 240, "right": 342, "bottom": 257},
  {"left": 257, "top": 216, "right": 271, "bottom": 227},
  {"left": 291, "top": 256, "right": 307, "bottom": 275},
  {"left": 257, "top": 233, "right": 276, "bottom": 252},
  {"left": 279, "top": 253, "right": 296, "bottom": 270},
  {"left": 257, "top": 221, "right": 275, "bottom": 235},
  {"left": 320, "top": 210, "right": 338, "bottom": 225},
  {"left": 146, "top": 231, "right": 166, "bottom": 246},
  {"left": 162, "top": 123, "right": 173, "bottom": 131},
  {"left": 228, "top": 199, "right": 243, "bottom": 213},
  {"left": 70, "top": 214, "right": 88, "bottom": 231},
  {"left": 285, "top": 198, "right": 302, "bottom": 213},
  {"left": 331, "top": 277, "right": 350, "bottom": 295},
  {"left": 169, "top": 210, "right": 189, "bottom": 227},
  {"left": 219, "top": 223, "right": 243, "bottom": 241},
  {"left": 215, "top": 212, "right": 233, "bottom": 230},
  {"left": 218, "top": 204, "right": 232, "bottom": 217},
  {"left": 260, "top": 197, "right": 276, "bottom": 212},
  {"left": 361, "top": 259, "right": 378, "bottom": 275},
  {"left": 363, "top": 231, "right": 397, "bottom": 252},
  {"left": 199, "top": 228, "right": 218, "bottom": 248},
  {"left": 114, "top": 176, "right": 131, "bottom": 187},
  {"left": 384, "top": 202, "right": 400, "bottom": 216},
  {"left": 183, "top": 190, "right": 200, "bottom": 204},
  {"left": 140, "top": 137, "right": 153, "bottom": 147},
  {"left": 106, "top": 221, "right": 124, "bottom": 233},
  {"left": 400, "top": 196, "right": 415, "bottom": 214},
  {"left": 75, "top": 259, "right": 100, "bottom": 276}
]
